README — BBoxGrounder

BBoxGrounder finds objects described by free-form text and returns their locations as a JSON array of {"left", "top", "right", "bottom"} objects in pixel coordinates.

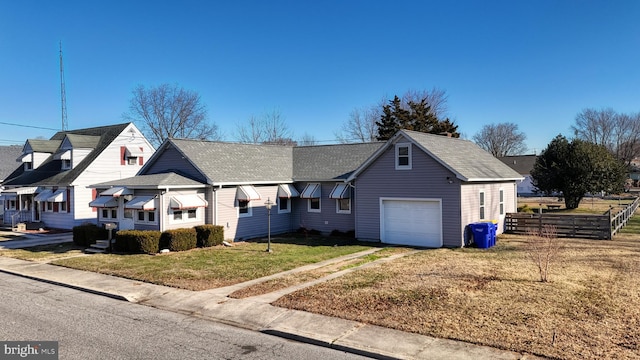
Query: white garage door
[{"left": 380, "top": 198, "right": 442, "bottom": 247}]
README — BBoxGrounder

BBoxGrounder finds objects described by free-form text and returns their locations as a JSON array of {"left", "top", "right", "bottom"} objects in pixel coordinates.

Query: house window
[
  {"left": 102, "top": 209, "right": 109, "bottom": 218},
  {"left": 278, "top": 197, "right": 291, "bottom": 214},
  {"left": 308, "top": 198, "right": 321, "bottom": 213},
  {"left": 136, "top": 210, "right": 157, "bottom": 224},
  {"left": 46, "top": 202, "right": 54, "bottom": 212},
  {"left": 238, "top": 200, "right": 252, "bottom": 217},
  {"left": 188, "top": 209, "right": 197, "bottom": 219},
  {"left": 24, "top": 162, "right": 33, "bottom": 171},
  {"left": 62, "top": 159, "right": 72, "bottom": 170},
  {"left": 499, "top": 189, "right": 504, "bottom": 215},
  {"left": 8, "top": 200, "right": 16, "bottom": 210},
  {"left": 337, "top": 198, "right": 351, "bottom": 214},
  {"left": 479, "top": 191, "right": 486, "bottom": 220},
  {"left": 173, "top": 210, "right": 183, "bottom": 220},
  {"left": 111, "top": 209, "right": 117, "bottom": 219},
  {"left": 395, "top": 143, "right": 412, "bottom": 170},
  {"left": 124, "top": 209, "right": 133, "bottom": 219},
  {"left": 127, "top": 157, "right": 137, "bottom": 165},
  {"left": 60, "top": 201, "right": 67, "bottom": 212}
]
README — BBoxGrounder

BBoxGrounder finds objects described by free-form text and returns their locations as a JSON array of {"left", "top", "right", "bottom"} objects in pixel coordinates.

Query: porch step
[{"left": 85, "top": 239, "right": 114, "bottom": 254}]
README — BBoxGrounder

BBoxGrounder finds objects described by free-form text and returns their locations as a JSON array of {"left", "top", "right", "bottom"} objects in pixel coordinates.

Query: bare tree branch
[
  {"left": 472, "top": 122, "right": 528, "bottom": 157},
  {"left": 235, "top": 109, "right": 294, "bottom": 145},
  {"left": 124, "top": 83, "right": 219, "bottom": 147}
]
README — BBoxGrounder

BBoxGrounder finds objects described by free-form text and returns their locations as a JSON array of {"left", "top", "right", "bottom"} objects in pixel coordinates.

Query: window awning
[
  {"left": 329, "top": 183, "right": 351, "bottom": 199},
  {"left": 300, "top": 183, "right": 321, "bottom": 199},
  {"left": 48, "top": 189, "right": 67, "bottom": 202},
  {"left": 170, "top": 195, "right": 208, "bottom": 209},
  {"left": 125, "top": 146, "right": 144, "bottom": 157},
  {"left": 125, "top": 196, "right": 156, "bottom": 210},
  {"left": 277, "top": 184, "right": 300, "bottom": 198},
  {"left": 34, "top": 189, "right": 54, "bottom": 202},
  {"left": 236, "top": 185, "right": 261, "bottom": 201},
  {"left": 100, "top": 186, "right": 133, "bottom": 197},
  {"left": 16, "top": 154, "right": 31, "bottom": 163},
  {"left": 89, "top": 196, "right": 118, "bottom": 208},
  {"left": 3, "top": 187, "right": 38, "bottom": 196},
  {"left": 54, "top": 150, "right": 71, "bottom": 160}
]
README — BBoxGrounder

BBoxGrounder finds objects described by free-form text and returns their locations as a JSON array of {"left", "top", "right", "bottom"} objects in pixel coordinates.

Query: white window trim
[
  {"left": 277, "top": 197, "right": 291, "bottom": 214},
  {"left": 237, "top": 200, "right": 252, "bottom": 218},
  {"left": 499, "top": 188, "right": 504, "bottom": 216},
  {"left": 479, "top": 190, "right": 486, "bottom": 220},
  {"left": 46, "top": 201, "right": 54, "bottom": 213},
  {"left": 395, "top": 143, "right": 412, "bottom": 170},
  {"left": 61, "top": 159, "right": 72, "bottom": 170},
  {"left": 336, "top": 198, "right": 351, "bottom": 214},
  {"left": 100, "top": 208, "right": 118, "bottom": 219},
  {"left": 308, "top": 198, "right": 321, "bottom": 213},
  {"left": 171, "top": 208, "right": 201, "bottom": 223},
  {"left": 135, "top": 210, "right": 158, "bottom": 224}
]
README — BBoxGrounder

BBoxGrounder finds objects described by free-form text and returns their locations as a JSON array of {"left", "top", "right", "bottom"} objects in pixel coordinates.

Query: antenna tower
[{"left": 59, "top": 41, "right": 68, "bottom": 131}]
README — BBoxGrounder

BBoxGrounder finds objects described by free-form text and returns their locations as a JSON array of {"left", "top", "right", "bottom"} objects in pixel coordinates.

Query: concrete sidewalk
[
  {"left": 0, "top": 231, "right": 73, "bottom": 249},
  {"left": 0, "top": 254, "right": 541, "bottom": 360}
]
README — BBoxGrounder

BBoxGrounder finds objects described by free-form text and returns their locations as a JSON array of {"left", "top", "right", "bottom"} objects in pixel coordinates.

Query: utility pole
[{"left": 59, "top": 41, "right": 68, "bottom": 131}]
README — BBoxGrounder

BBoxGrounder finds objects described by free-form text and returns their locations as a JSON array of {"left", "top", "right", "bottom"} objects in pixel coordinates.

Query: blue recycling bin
[{"left": 470, "top": 222, "right": 492, "bottom": 249}]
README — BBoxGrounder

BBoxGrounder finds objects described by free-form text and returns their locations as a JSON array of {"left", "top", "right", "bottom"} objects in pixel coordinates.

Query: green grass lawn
[
  {"left": 52, "top": 238, "right": 373, "bottom": 290},
  {"left": 0, "top": 242, "right": 85, "bottom": 261}
]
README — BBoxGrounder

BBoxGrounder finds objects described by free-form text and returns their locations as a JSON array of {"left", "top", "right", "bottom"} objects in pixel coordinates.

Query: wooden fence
[{"left": 505, "top": 197, "right": 639, "bottom": 240}]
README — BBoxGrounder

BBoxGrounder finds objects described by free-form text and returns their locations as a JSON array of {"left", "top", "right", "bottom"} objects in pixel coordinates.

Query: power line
[{"left": 0, "top": 121, "right": 59, "bottom": 131}]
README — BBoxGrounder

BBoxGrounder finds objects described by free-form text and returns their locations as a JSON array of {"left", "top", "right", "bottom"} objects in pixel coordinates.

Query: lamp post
[{"left": 264, "top": 197, "right": 274, "bottom": 253}]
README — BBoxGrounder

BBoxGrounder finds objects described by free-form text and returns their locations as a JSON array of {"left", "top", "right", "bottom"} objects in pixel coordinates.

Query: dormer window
[
  {"left": 24, "top": 162, "right": 33, "bottom": 171},
  {"left": 62, "top": 159, "right": 72, "bottom": 170},
  {"left": 395, "top": 143, "right": 412, "bottom": 170}
]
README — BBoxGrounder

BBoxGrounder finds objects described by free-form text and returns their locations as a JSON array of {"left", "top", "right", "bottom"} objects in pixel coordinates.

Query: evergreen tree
[
  {"left": 531, "top": 135, "right": 626, "bottom": 209},
  {"left": 375, "top": 95, "right": 460, "bottom": 140}
]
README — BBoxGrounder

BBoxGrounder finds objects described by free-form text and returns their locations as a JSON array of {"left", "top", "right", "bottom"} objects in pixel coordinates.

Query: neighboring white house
[{"left": 2, "top": 123, "right": 154, "bottom": 229}]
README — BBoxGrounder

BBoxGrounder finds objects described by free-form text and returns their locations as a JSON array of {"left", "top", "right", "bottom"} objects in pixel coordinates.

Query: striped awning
[
  {"left": 89, "top": 196, "right": 118, "bottom": 208},
  {"left": 300, "top": 183, "right": 321, "bottom": 199},
  {"left": 170, "top": 195, "right": 207, "bottom": 209},
  {"left": 125, "top": 196, "right": 156, "bottom": 210},
  {"left": 277, "top": 184, "right": 300, "bottom": 198},
  {"left": 236, "top": 185, "right": 261, "bottom": 201},
  {"left": 329, "top": 183, "right": 350, "bottom": 199},
  {"left": 124, "top": 146, "right": 144, "bottom": 157},
  {"left": 100, "top": 186, "right": 133, "bottom": 197},
  {"left": 3, "top": 187, "right": 38, "bottom": 196}
]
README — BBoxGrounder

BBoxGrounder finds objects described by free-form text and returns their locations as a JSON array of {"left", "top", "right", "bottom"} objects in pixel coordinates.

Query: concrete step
[{"left": 85, "top": 239, "right": 114, "bottom": 254}]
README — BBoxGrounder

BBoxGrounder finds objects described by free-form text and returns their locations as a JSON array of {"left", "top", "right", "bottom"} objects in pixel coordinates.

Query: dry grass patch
[
  {"left": 52, "top": 240, "right": 372, "bottom": 291},
  {"left": 0, "top": 242, "right": 85, "bottom": 262},
  {"left": 229, "top": 247, "right": 412, "bottom": 298},
  {"left": 274, "top": 231, "right": 640, "bottom": 359}
]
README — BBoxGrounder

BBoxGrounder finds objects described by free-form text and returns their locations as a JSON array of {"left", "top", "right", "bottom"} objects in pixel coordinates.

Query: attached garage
[{"left": 380, "top": 198, "right": 442, "bottom": 247}]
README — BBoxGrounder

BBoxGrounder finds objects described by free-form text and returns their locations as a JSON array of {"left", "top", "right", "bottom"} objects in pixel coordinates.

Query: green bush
[
  {"left": 194, "top": 225, "right": 224, "bottom": 247},
  {"left": 115, "top": 230, "right": 161, "bottom": 254},
  {"left": 72, "top": 223, "right": 109, "bottom": 247},
  {"left": 160, "top": 228, "right": 197, "bottom": 252},
  {"left": 518, "top": 204, "right": 535, "bottom": 213}
]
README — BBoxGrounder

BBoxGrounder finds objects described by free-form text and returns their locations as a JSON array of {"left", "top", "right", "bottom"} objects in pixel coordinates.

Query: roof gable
[
  {"left": 349, "top": 130, "right": 523, "bottom": 182},
  {"left": 24, "top": 139, "right": 61, "bottom": 154},
  {"left": 498, "top": 155, "right": 537, "bottom": 175},
  {"left": 4, "top": 123, "right": 134, "bottom": 187}
]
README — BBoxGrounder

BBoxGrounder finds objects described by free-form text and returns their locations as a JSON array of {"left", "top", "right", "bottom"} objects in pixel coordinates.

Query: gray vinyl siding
[
  {"left": 215, "top": 185, "right": 296, "bottom": 241},
  {"left": 160, "top": 189, "right": 208, "bottom": 230},
  {"left": 354, "top": 141, "right": 463, "bottom": 247},
  {"left": 295, "top": 182, "right": 355, "bottom": 234},
  {"left": 143, "top": 145, "right": 207, "bottom": 183}
]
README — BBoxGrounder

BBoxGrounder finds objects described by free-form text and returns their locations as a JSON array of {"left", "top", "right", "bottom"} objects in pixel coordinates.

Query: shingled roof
[
  {"left": 293, "top": 142, "right": 384, "bottom": 181},
  {"left": 91, "top": 172, "right": 206, "bottom": 189},
  {"left": 162, "top": 139, "right": 294, "bottom": 185},
  {"left": 0, "top": 145, "right": 24, "bottom": 181},
  {"left": 3, "top": 123, "right": 132, "bottom": 187},
  {"left": 498, "top": 154, "right": 537, "bottom": 175}
]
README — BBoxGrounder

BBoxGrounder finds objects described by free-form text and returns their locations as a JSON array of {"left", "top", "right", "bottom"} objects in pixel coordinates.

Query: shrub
[
  {"left": 115, "top": 230, "right": 161, "bottom": 254},
  {"left": 518, "top": 204, "right": 534, "bottom": 213},
  {"left": 525, "top": 225, "right": 563, "bottom": 282},
  {"left": 160, "top": 228, "right": 197, "bottom": 252},
  {"left": 72, "top": 223, "right": 109, "bottom": 246},
  {"left": 194, "top": 225, "right": 224, "bottom": 247},
  {"left": 330, "top": 229, "right": 356, "bottom": 238}
]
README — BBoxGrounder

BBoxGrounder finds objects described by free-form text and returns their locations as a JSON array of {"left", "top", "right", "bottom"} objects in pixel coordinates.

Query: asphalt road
[{"left": 0, "top": 272, "right": 369, "bottom": 360}]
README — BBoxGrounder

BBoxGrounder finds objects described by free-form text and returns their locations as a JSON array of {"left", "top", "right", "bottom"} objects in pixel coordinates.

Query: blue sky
[{"left": 1, "top": 0, "right": 638, "bottom": 153}]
